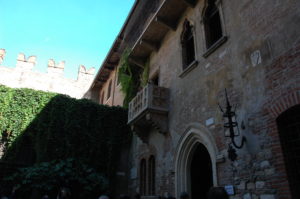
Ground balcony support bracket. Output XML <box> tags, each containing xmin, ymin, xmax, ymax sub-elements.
<box><xmin>131</xmin><ymin>112</ymin><xmax>168</xmax><ymax>143</ymax></box>
<box><xmin>146</xmin><ymin>113</ymin><xmax>168</xmax><ymax>134</ymax></box>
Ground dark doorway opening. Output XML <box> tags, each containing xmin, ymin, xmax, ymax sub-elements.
<box><xmin>276</xmin><ymin>104</ymin><xmax>300</xmax><ymax>199</ymax></box>
<box><xmin>151</xmin><ymin>74</ymin><xmax>159</xmax><ymax>86</ymax></box>
<box><xmin>190</xmin><ymin>143</ymin><xmax>213</xmax><ymax>199</ymax></box>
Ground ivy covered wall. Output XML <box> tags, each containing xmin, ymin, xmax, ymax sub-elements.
<box><xmin>0</xmin><ymin>85</ymin><xmax>131</xmax><ymax>199</ymax></box>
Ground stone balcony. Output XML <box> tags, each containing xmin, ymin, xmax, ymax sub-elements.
<box><xmin>128</xmin><ymin>84</ymin><xmax>169</xmax><ymax>143</ymax></box>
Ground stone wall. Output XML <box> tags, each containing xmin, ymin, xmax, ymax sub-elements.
<box><xmin>128</xmin><ymin>0</ymin><xmax>300</xmax><ymax>199</ymax></box>
<box><xmin>0</xmin><ymin>49</ymin><xmax>95</xmax><ymax>98</ymax></box>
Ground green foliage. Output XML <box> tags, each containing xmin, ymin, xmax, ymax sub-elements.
<box><xmin>140</xmin><ymin>59</ymin><xmax>150</xmax><ymax>87</ymax></box>
<box><xmin>5</xmin><ymin>158</ymin><xmax>108</xmax><ymax>198</ymax></box>
<box><xmin>0</xmin><ymin>85</ymin><xmax>131</xmax><ymax>198</ymax></box>
<box><xmin>0</xmin><ymin>86</ymin><xmax>56</xmax><ymax>144</ymax></box>
<box><xmin>118</xmin><ymin>49</ymin><xmax>142</xmax><ymax>108</ymax></box>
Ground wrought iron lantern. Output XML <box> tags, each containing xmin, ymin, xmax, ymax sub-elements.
<box><xmin>219</xmin><ymin>89</ymin><xmax>246</xmax><ymax>161</ymax></box>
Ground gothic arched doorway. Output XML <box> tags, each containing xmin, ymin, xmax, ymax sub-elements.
<box><xmin>175</xmin><ymin>124</ymin><xmax>218</xmax><ymax>199</ymax></box>
<box><xmin>276</xmin><ymin>104</ymin><xmax>300</xmax><ymax>199</ymax></box>
<box><xmin>189</xmin><ymin>143</ymin><xmax>213</xmax><ymax>199</ymax></box>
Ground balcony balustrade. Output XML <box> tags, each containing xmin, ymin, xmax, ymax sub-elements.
<box><xmin>128</xmin><ymin>84</ymin><xmax>169</xmax><ymax>142</ymax></box>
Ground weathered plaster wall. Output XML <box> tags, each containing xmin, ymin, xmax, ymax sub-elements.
<box><xmin>98</xmin><ymin>68</ymin><xmax>124</xmax><ymax>106</ymax></box>
<box><xmin>130</xmin><ymin>0</ymin><xmax>300</xmax><ymax>199</ymax></box>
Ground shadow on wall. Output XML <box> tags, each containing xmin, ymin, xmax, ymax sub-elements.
<box><xmin>0</xmin><ymin>86</ymin><xmax>131</xmax><ymax>199</ymax></box>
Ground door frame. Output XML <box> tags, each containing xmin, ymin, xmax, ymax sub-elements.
<box><xmin>175</xmin><ymin>123</ymin><xmax>219</xmax><ymax>198</ymax></box>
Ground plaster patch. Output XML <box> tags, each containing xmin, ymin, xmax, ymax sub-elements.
<box><xmin>205</xmin><ymin>63</ymin><xmax>211</xmax><ymax>68</ymax></box>
<box><xmin>206</xmin><ymin>118</ymin><xmax>215</xmax><ymax>126</ymax></box>
<box><xmin>219</xmin><ymin>49</ymin><xmax>227</xmax><ymax>58</ymax></box>
<box><xmin>130</xmin><ymin>167</ymin><xmax>137</xmax><ymax>179</ymax></box>
<box><xmin>250</xmin><ymin>50</ymin><xmax>262</xmax><ymax>66</ymax></box>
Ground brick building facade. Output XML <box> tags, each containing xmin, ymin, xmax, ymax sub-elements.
<box><xmin>86</xmin><ymin>0</ymin><xmax>300</xmax><ymax>198</ymax></box>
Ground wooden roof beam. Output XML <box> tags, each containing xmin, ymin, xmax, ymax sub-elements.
<box><xmin>129</xmin><ymin>57</ymin><xmax>146</xmax><ymax>68</ymax></box>
<box><xmin>155</xmin><ymin>16</ymin><xmax>177</xmax><ymax>31</ymax></box>
<box><xmin>106</xmin><ymin>61</ymin><xmax>118</xmax><ymax>66</ymax></box>
<box><xmin>97</xmin><ymin>75</ymin><xmax>109</xmax><ymax>81</ymax></box>
<box><xmin>96</xmin><ymin>79</ymin><xmax>106</xmax><ymax>83</ymax></box>
<box><xmin>183</xmin><ymin>0</ymin><xmax>196</xmax><ymax>7</ymax></box>
<box><xmin>140</xmin><ymin>39</ymin><xmax>159</xmax><ymax>52</ymax></box>
<box><xmin>112</xmin><ymin>49</ymin><xmax>121</xmax><ymax>56</ymax></box>
<box><xmin>95</xmin><ymin>80</ymin><xmax>102</xmax><ymax>84</ymax></box>
<box><xmin>104</xmin><ymin>65</ymin><xmax>114</xmax><ymax>71</ymax></box>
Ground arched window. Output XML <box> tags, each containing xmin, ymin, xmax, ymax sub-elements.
<box><xmin>181</xmin><ymin>20</ymin><xmax>195</xmax><ymax>70</ymax></box>
<box><xmin>148</xmin><ymin>155</ymin><xmax>155</xmax><ymax>195</ymax></box>
<box><xmin>140</xmin><ymin>159</ymin><xmax>147</xmax><ymax>195</ymax></box>
<box><xmin>203</xmin><ymin>0</ymin><xmax>223</xmax><ymax>49</ymax></box>
<box><xmin>107</xmin><ymin>80</ymin><xmax>112</xmax><ymax>100</ymax></box>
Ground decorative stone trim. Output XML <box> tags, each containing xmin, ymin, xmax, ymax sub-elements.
<box><xmin>216</xmin><ymin>154</ymin><xmax>225</xmax><ymax>163</ymax></box>
<box><xmin>179</xmin><ymin>60</ymin><xmax>198</xmax><ymax>78</ymax></box>
<box><xmin>203</xmin><ymin>36</ymin><xmax>228</xmax><ymax>58</ymax></box>
<box><xmin>175</xmin><ymin>123</ymin><xmax>219</xmax><ymax>198</ymax></box>
<box><xmin>268</xmin><ymin>91</ymin><xmax>300</xmax><ymax>118</ymax></box>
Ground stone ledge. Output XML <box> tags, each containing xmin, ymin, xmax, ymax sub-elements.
<box><xmin>203</xmin><ymin>36</ymin><xmax>228</xmax><ymax>58</ymax></box>
<box><xmin>179</xmin><ymin>60</ymin><xmax>198</xmax><ymax>78</ymax></box>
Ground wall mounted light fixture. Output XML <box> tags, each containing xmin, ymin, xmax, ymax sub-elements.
<box><xmin>219</xmin><ymin>89</ymin><xmax>246</xmax><ymax>161</ymax></box>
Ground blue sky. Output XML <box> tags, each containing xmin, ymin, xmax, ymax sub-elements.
<box><xmin>0</xmin><ymin>0</ymin><xmax>135</xmax><ymax>79</ymax></box>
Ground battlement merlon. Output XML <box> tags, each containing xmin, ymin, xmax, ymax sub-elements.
<box><xmin>47</xmin><ymin>59</ymin><xmax>65</xmax><ymax>77</ymax></box>
<box><xmin>77</xmin><ymin>65</ymin><xmax>95</xmax><ymax>82</ymax></box>
<box><xmin>0</xmin><ymin>49</ymin><xmax>6</xmax><ymax>65</ymax></box>
<box><xmin>0</xmin><ymin>49</ymin><xmax>95</xmax><ymax>82</ymax></box>
<box><xmin>16</xmin><ymin>53</ymin><xmax>37</xmax><ymax>70</ymax></box>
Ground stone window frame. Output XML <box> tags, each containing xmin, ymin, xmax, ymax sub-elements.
<box><xmin>200</xmin><ymin>0</ymin><xmax>228</xmax><ymax>58</ymax></box>
<box><xmin>179</xmin><ymin>19</ymin><xmax>199</xmax><ymax>78</ymax></box>
<box><xmin>138</xmin><ymin>154</ymin><xmax>156</xmax><ymax>196</ymax></box>
<box><xmin>175</xmin><ymin>123</ymin><xmax>222</xmax><ymax>198</ymax></box>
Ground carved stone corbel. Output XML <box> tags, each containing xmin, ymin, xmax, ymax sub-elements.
<box><xmin>145</xmin><ymin>112</ymin><xmax>168</xmax><ymax>134</ymax></box>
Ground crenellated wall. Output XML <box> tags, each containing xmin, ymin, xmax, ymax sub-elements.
<box><xmin>0</xmin><ymin>49</ymin><xmax>95</xmax><ymax>99</ymax></box>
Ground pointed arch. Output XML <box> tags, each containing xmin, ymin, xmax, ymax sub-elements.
<box><xmin>175</xmin><ymin>123</ymin><xmax>219</xmax><ymax>198</ymax></box>
<box><xmin>203</xmin><ymin>0</ymin><xmax>223</xmax><ymax>49</ymax></box>
<box><xmin>181</xmin><ymin>19</ymin><xmax>196</xmax><ymax>70</ymax></box>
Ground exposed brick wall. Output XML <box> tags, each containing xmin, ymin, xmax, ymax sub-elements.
<box><xmin>210</xmin><ymin>42</ymin><xmax>300</xmax><ymax>199</ymax></box>
<box><xmin>263</xmin><ymin>42</ymin><xmax>300</xmax><ymax>199</ymax></box>
<box><xmin>245</xmin><ymin>42</ymin><xmax>300</xmax><ymax>199</ymax></box>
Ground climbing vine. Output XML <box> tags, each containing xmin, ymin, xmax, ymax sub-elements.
<box><xmin>140</xmin><ymin>59</ymin><xmax>150</xmax><ymax>87</ymax></box>
<box><xmin>0</xmin><ymin>86</ymin><xmax>56</xmax><ymax>145</ymax></box>
<box><xmin>0</xmin><ymin>85</ymin><xmax>131</xmax><ymax>198</ymax></box>
<box><xmin>117</xmin><ymin>49</ymin><xmax>143</xmax><ymax>108</ymax></box>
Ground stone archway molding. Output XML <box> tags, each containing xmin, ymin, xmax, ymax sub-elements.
<box><xmin>268</xmin><ymin>91</ymin><xmax>300</xmax><ymax>119</ymax></box>
<box><xmin>174</xmin><ymin>122</ymin><xmax>222</xmax><ymax>198</ymax></box>
<box><xmin>263</xmin><ymin>90</ymin><xmax>300</xmax><ymax>199</ymax></box>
